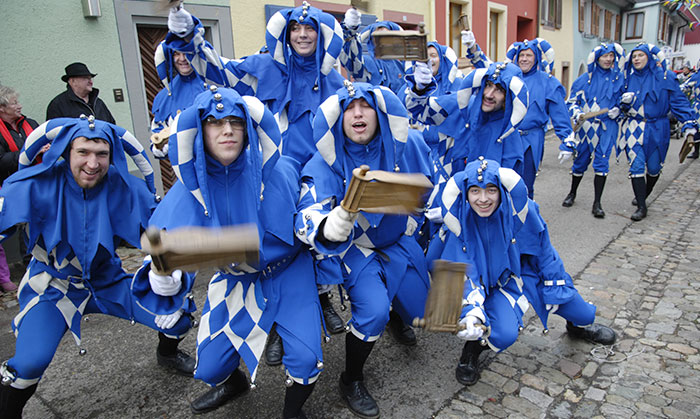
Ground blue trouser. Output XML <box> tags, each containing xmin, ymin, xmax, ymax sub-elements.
<box><xmin>7</xmin><ymin>283</ymin><xmax>191</xmax><ymax>389</ymax></box>
<box><xmin>552</xmin><ymin>293</ymin><xmax>596</xmax><ymax>327</ymax></box>
<box><xmin>572</xmin><ymin>134</ymin><xmax>615</xmax><ymax>175</ymax></box>
<box><xmin>345</xmin><ymin>256</ymin><xmax>427</xmax><ymax>341</ymax></box>
<box><xmin>629</xmin><ymin>143</ymin><xmax>663</xmax><ymax>176</ymax></box>
<box><xmin>522</xmin><ymin>147</ymin><xmax>537</xmax><ymax>199</ymax></box>
<box><xmin>483</xmin><ymin>291</ymin><xmax>521</xmax><ymax>352</ymax></box>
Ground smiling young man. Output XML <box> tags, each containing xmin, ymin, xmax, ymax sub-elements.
<box><xmin>564</xmin><ymin>43</ymin><xmax>626</xmax><ymax>218</ymax></box>
<box><xmin>133</xmin><ymin>87</ymin><xmax>323</xmax><ymax>417</ymax></box>
<box><xmin>296</xmin><ymin>82</ymin><xmax>431</xmax><ymax>418</ymax></box>
<box><xmin>461</xmin><ymin>34</ymin><xmax>576</xmax><ymax>198</ymax></box>
<box><xmin>431</xmin><ymin>158</ymin><xmax>615</xmax><ymax>388</ymax></box>
<box><xmin>166</xmin><ymin>2</ymin><xmax>349</xmax><ymax>352</ymax></box>
<box><xmin>46</xmin><ymin>63</ymin><xmax>115</xmax><ymax>124</ymax></box>
<box><xmin>0</xmin><ymin>116</ymin><xmax>192</xmax><ymax>418</ymax></box>
<box><xmin>618</xmin><ymin>44</ymin><xmax>698</xmax><ymax>221</ymax></box>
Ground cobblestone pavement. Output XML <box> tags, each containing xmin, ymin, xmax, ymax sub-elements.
<box><xmin>434</xmin><ymin>160</ymin><xmax>700</xmax><ymax>418</ymax></box>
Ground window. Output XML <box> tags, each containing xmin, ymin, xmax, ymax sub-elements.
<box><xmin>449</xmin><ymin>2</ymin><xmax>468</xmax><ymax>56</ymax></box>
<box><xmin>626</xmin><ymin>12</ymin><xmax>644</xmax><ymax>39</ymax></box>
<box><xmin>604</xmin><ymin>10</ymin><xmax>612</xmax><ymax>40</ymax></box>
<box><xmin>658</xmin><ymin>10</ymin><xmax>668</xmax><ymax>43</ymax></box>
<box><xmin>541</xmin><ymin>0</ymin><xmax>562</xmax><ymax>29</ymax></box>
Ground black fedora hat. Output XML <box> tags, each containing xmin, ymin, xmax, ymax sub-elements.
<box><xmin>61</xmin><ymin>62</ymin><xmax>97</xmax><ymax>82</ymax></box>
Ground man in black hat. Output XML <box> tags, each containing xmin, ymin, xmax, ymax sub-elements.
<box><xmin>46</xmin><ymin>62</ymin><xmax>115</xmax><ymax>123</ymax></box>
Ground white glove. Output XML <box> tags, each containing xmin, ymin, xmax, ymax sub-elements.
<box><xmin>149</xmin><ymin>269</ymin><xmax>183</xmax><ymax>297</ymax></box>
<box><xmin>461</xmin><ymin>30</ymin><xmax>476</xmax><ymax>48</ymax></box>
<box><xmin>404</xmin><ymin>217</ymin><xmax>418</xmax><ymax>236</ymax></box>
<box><xmin>685</xmin><ymin>128</ymin><xmax>698</xmax><ymax>138</ymax></box>
<box><xmin>155</xmin><ymin>309</ymin><xmax>183</xmax><ymax>329</ymax></box>
<box><xmin>456</xmin><ymin>316</ymin><xmax>484</xmax><ymax>341</ymax></box>
<box><xmin>168</xmin><ymin>7</ymin><xmax>194</xmax><ymax>37</ymax></box>
<box><xmin>344</xmin><ymin>8</ymin><xmax>361</xmax><ymax>29</ymax></box>
<box><xmin>151</xmin><ymin>143</ymin><xmax>169</xmax><ymax>159</ymax></box>
<box><xmin>414</xmin><ymin>61</ymin><xmax>433</xmax><ymax>90</ymax></box>
<box><xmin>558</xmin><ymin>150</ymin><xmax>573</xmax><ymax>164</ymax></box>
<box><xmin>323</xmin><ymin>206</ymin><xmax>358</xmax><ymax>242</ymax></box>
<box><xmin>621</xmin><ymin>92</ymin><xmax>635</xmax><ymax>105</ymax></box>
<box><xmin>607</xmin><ymin>107</ymin><xmax>620</xmax><ymax>119</ymax></box>
<box><xmin>425</xmin><ymin>207</ymin><xmax>443</xmax><ymax>223</ymax></box>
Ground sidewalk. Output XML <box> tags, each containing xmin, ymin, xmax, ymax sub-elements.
<box><xmin>435</xmin><ymin>159</ymin><xmax>700</xmax><ymax>418</ymax></box>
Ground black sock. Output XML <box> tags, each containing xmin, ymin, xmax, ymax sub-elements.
<box><xmin>344</xmin><ymin>333</ymin><xmax>375</xmax><ymax>383</ymax></box>
<box><xmin>0</xmin><ymin>383</ymin><xmax>37</xmax><ymax>419</ymax></box>
<box><xmin>318</xmin><ymin>291</ymin><xmax>331</xmax><ymax>309</ymax></box>
<box><xmin>282</xmin><ymin>382</ymin><xmax>316</xmax><ymax>418</ymax></box>
<box><xmin>157</xmin><ymin>332</ymin><xmax>181</xmax><ymax>357</ymax></box>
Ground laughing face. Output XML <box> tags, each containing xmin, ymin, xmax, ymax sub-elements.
<box><xmin>342</xmin><ymin>98</ymin><xmax>378</xmax><ymax>145</ymax></box>
<box><xmin>467</xmin><ymin>183</ymin><xmax>501</xmax><ymax>218</ymax></box>
<box><xmin>69</xmin><ymin>136</ymin><xmax>111</xmax><ymax>189</ymax></box>
<box><xmin>481</xmin><ymin>81</ymin><xmax>506</xmax><ymax>113</ymax></box>
<box><xmin>289</xmin><ymin>21</ymin><xmax>318</xmax><ymax>57</ymax></box>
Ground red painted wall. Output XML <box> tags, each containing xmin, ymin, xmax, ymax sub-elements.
<box><xmin>436</xmin><ymin>0</ymin><xmax>537</xmax><ymax>49</ymax></box>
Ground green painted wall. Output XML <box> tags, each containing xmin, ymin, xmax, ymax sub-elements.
<box><xmin>2</xmin><ymin>0</ymin><xmax>133</xmax><ymax>129</ymax></box>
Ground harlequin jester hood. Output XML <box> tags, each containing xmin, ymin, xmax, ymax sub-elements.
<box><xmin>440</xmin><ymin>158</ymin><xmax>529</xmax><ymax>290</ymax></box>
<box><xmin>624</xmin><ymin>43</ymin><xmax>668</xmax><ymax>103</ymax></box>
<box><xmin>581</xmin><ymin>42</ymin><xmax>626</xmax><ymax>104</ymax></box>
<box><xmin>505</xmin><ymin>38</ymin><xmax>555</xmax><ymax>75</ymax></box>
<box><xmin>457</xmin><ymin>62</ymin><xmax>529</xmax><ymax>145</ymax></box>
<box><xmin>162</xmin><ymin>86</ymin><xmax>282</xmax><ymax>228</ymax></box>
<box><xmin>0</xmin><ymin>116</ymin><xmax>157</xmax><ymax>268</ymax></box>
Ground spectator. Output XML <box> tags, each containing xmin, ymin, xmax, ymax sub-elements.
<box><xmin>46</xmin><ymin>63</ymin><xmax>115</xmax><ymax>123</ymax></box>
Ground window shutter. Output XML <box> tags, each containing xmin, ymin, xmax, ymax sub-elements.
<box><xmin>556</xmin><ymin>0</ymin><xmax>562</xmax><ymax>29</ymax></box>
<box><xmin>578</xmin><ymin>0</ymin><xmax>585</xmax><ymax>32</ymax></box>
<box><xmin>615</xmin><ymin>14</ymin><xmax>622</xmax><ymax>41</ymax></box>
<box><xmin>604</xmin><ymin>10</ymin><xmax>611</xmax><ymax>39</ymax></box>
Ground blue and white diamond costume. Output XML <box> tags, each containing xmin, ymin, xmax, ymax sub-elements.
<box><xmin>132</xmin><ymin>87</ymin><xmax>322</xmax><ymax>387</ymax></box>
<box><xmin>151</xmin><ymin>40</ymin><xmax>206</xmax><ymax>142</ymax></box>
<box><xmin>618</xmin><ymin>43</ymin><xmax>697</xmax><ymax>176</ymax></box>
<box><xmin>164</xmin><ymin>3</ymin><xmax>344</xmax><ymax>166</ymax></box>
<box><xmin>429</xmin><ymin>159</ymin><xmax>529</xmax><ymax>352</ymax></box>
<box><xmin>567</xmin><ymin>43</ymin><xmax>625</xmax><ymax>176</ymax></box>
<box><xmin>405</xmin><ymin>62</ymin><xmax>529</xmax><ymax>209</ymax></box>
<box><xmin>0</xmin><ymin>117</ymin><xmax>180</xmax><ymax>391</ymax></box>
<box><xmin>516</xmin><ymin>200</ymin><xmax>596</xmax><ymax>330</ymax></box>
<box><xmin>339</xmin><ymin>21</ymin><xmax>407</xmax><ymax>95</ymax></box>
<box><xmin>296</xmin><ymin>82</ymin><xmax>431</xmax><ymax>341</ymax></box>
<box><xmin>466</xmin><ymin>39</ymin><xmax>575</xmax><ymax>198</ymax></box>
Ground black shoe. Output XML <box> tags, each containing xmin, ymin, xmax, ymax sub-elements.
<box><xmin>265</xmin><ymin>327</ymin><xmax>283</xmax><ymax>366</ymax></box>
<box><xmin>630</xmin><ymin>207</ymin><xmax>647</xmax><ymax>221</ymax></box>
<box><xmin>190</xmin><ymin>369</ymin><xmax>249</xmax><ymax>414</ymax></box>
<box><xmin>339</xmin><ymin>376</ymin><xmax>379</xmax><ymax>419</ymax></box>
<box><xmin>562</xmin><ymin>193</ymin><xmax>576</xmax><ymax>207</ymax></box>
<box><xmin>322</xmin><ymin>304</ymin><xmax>346</xmax><ymax>334</ymax></box>
<box><xmin>566</xmin><ymin>321</ymin><xmax>617</xmax><ymax>345</ymax></box>
<box><xmin>455</xmin><ymin>341</ymin><xmax>484</xmax><ymax>386</ymax></box>
<box><xmin>386</xmin><ymin>311</ymin><xmax>416</xmax><ymax>346</ymax></box>
<box><xmin>157</xmin><ymin>349</ymin><xmax>195</xmax><ymax>376</ymax></box>
<box><xmin>592</xmin><ymin>202</ymin><xmax>605</xmax><ymax>218</ymax></box>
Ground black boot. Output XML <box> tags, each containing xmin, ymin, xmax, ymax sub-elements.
<box><xmin>190</xmin><ymin>368</ymin><xmax>249</xmax><ymax>414</ymax></box>
<box><xmin>562</xmin><ymin>174</ymin><xmax>583</xmax><ymax>207</ymax></box>
<box><xmin>157</xmin><ymin>332</ymin><xmax>195</xmax><ymax>376</ymax></box>
<box><xmin>265</xmin><ymin>324</ymin><xmax>283</xmax><ymax>366</ymax></box>
<box><xmin>386</xmin><ymin>310</ymin><xmax>417</xmax><ymax>346</ymax></box>
<box><xmin>282</xmin><ymin>382</ymin><xmax>315</xmax><ymax>419</ymax></box>
<box><xmin>630</xmin><ymin>177</ymin><xmax>647</xmax><ymax>221</ymax></box>
<box><xmin>566</xmin><ymin>321</ymin><xmax>617</xmax><ymax>345</ymax></box>
<box><xmin>645</xmin><ymin>173</ymin><xmax>659</xmax><ymax>201</ymax></box>
<box><xmin>0</xmin><ymin>383</ymin><xmax>37</xmax><ymax>419</ymax></box>
<box><xmin>455</xmin><ymin>340</ymin><xmax>487</xmax><ymax>386</ymax></box>
<box><xmin>319</xmin><ymin>291</ymin><xmax>345</xmax><ymax>334</ymax></box>
<box><xmin>689</xmin><ymin>143</ymin><xmax>700</xmax><ymax>159</ymax></box>
<box><xmin>591</xmin><ymin>175</ymin><xmax>606</xmax><ymax>218</ymax></box>
<box><xmin>340</xmin><ymin>334</ymin><xmax>378</xmax><ymax>418</ymax></box>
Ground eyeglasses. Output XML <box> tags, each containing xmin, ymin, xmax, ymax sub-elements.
<box><xmin>204</xmin><ymin>116</ymin><xmax>245</xmax><ymax>130</ymax></box>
